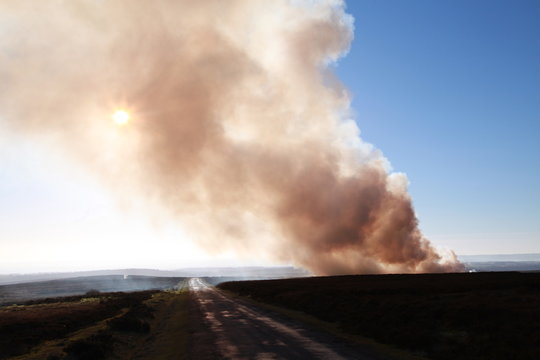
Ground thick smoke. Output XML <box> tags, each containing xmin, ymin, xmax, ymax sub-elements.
<box><xmin>0</xmin><ymin>0</ymin><xmax>463</xmax><ymax>274</ymax></box>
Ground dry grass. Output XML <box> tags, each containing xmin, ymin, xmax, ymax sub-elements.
<box><xmin>1</xmin><ymin>290</ymin><xmax>163</xmax><ymax>360</ymax></box>
<box><xmin>126</xmin><ymin>289</ymin><xmax>190</xmax><ymax>360</ymax></box>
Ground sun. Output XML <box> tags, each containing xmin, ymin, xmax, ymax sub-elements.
<box><xmin>112</xmin><ymin>109</ymin><xmax>130</xmax><ymax>125</ymax></box>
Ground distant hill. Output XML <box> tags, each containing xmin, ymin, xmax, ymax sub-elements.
<box><xmin>459</xmin><ymin>253</ymin><xmax>540</xmax><ymax>262</ymax></box>
<box><xmin>458</xmin><ymin>253</ymin><xmax>540</xmax><ymax>272</ymax></box>
<box><xmin>0</xmin><ymin>275</ymin><xmax>185</xmax><ymax>305</ymax></box>
<box><xmin>0</xmin><ymin>266</ymin><xmax>310</xmax><ymax>286</ymax></box>
<box><xmin>0</xmin><ymin>267</ymin><xmax>311</xmax><ymax>305</ymax></box>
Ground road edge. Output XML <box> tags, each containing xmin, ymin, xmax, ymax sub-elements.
<box><xmin>218</xmin><ymin>288</ymin><xmax>429</xmax><ymax>360</ymax></box>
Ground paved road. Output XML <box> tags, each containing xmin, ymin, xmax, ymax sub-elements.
<box><xmin>188</xmin><ymin>278</ymin><xmax>380</xmax><ymax>360</ymax></box>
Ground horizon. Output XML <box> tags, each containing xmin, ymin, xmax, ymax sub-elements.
<box><xmin>3</xmin><ymin>252</ymin><xmax>540</xmax><ymax>276</ymax></box>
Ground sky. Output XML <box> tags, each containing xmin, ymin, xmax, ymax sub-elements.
<box><xmin>0</xmin><ymin>0</ymin><xmax>539</xmax><ymax>273</ymax></box>
<box><xmin>336</xmin><ymin>0</ymin><xmax>540</xmax><ymax>255</ymax></box>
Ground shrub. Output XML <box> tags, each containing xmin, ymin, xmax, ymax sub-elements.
<box><xmin>64</xmin><ymin>331</ymin><xmax>113</xmax><ymax>360</ymax></box>
<box><xmin>84</xmin><ymin>290</ymin><xmax>101</xmax><ymax>297</ymax></box>
<box><xmin>108</xmin><ymin>314</ymin><xmax>150</xmax><ymax>333</ymax></box>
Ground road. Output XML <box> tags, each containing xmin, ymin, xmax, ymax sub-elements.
<box><xmin>188</xmin><ymin>278</ymin><xmax>381</xmax><ymax>360</ymax></box>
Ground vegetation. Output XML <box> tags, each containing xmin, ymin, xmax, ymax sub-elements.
<box><xmin>63</xmin><ymin>330</ymin><xmax>115</xmax><ymax>360</ymax></box>
<box><xmin>0</xmin><ymin>275</ymin><xmax>185</xmax><ymax>305</ymax></box>
<box><xmin>0</xmin><ymin>290</ymin><xmax>157</xmax><ymax>359</ymax></box>
<box><xmin>131</xmin><ymin>288</ymin><xmax>190</xmax><ymax>360</ymax></box>
<box><xmin>219</xmin><ymin>272</ymin><xmax>540</xmax><ymax>360</ymax></box>
<box><xmin>0</xmin><ymin>279</ymin><xmax>190</xmax><ymax>359</ymax></box>
<box><xmin>107</xmin><ymin>302</ymin><xmax>153</xmax><ymax>333</ymax></box>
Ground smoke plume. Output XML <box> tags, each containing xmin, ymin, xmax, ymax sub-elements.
<box><xmin>0</xmin><ymin>0</ymin><xmax>463</xmax><ymax>274</ymax></box>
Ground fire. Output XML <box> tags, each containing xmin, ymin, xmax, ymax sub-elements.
<box><xmin>112</xmin><ymin>109</ymin><xmax>130</xmax><ymax>125</ymax></box>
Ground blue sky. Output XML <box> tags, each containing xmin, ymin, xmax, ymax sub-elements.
<box><xmin>336</xmin><ymin>0</ymin><xmax>540</xmax><ymax>254</ymax></box>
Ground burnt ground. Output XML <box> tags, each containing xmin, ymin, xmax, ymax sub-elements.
<box><xmin>219</xmin><ymin>272</ymin><xmax>540</xmax><ymax>360</ymax></box>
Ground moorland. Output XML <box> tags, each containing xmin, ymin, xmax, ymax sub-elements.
<box><xmin>0</xmin><ymin>278</ymin><xmax>190</xmax><ymax>360</ymax></box>
<box><xmin>3</xmin><ymin>271</ymin><xmax>539</xmax><ymax>360</ymax></box>
<box><xmin>219</xmin><ymin>272</ymin><xmax>540</xmax><ymax>360</ymax></box>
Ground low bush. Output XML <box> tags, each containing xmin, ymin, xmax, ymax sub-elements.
<box><xmin>108</xmin><ymin>314</ymin><xmax>150</xmax><ymax>333</ymax></box>
<box><xmin>64</xmin><ymin>331</ymin><xmax>113</xmax><ymax>360</ymax></box>
<box><xmin>84</xmin><ymin>289</ymin><xmax>101</xmax><ymax>297</ymax></box>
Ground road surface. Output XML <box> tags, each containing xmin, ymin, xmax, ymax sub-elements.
<box><xmin>188</xmin><ymin>278</ymin><xmax>381</xmax><ymax>360</ymax></box>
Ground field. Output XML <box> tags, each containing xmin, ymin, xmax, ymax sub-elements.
<box><xmin>0</xmin><ymin>278</ymin><xmax>190</xmax><ymax>360</ymax></box>
<box><xmin>4</xmin><ymin>272</ymin><xmax>540</xmax><ymax>359</ymax></box>
<box><xmin>0</xmin><ymin>275</ymin><xmax>185</xmax><ymax>305</ymax></box>
<box><xmin>219</xmin><ymin>272</ymin><xmax>540</xmax><ymax>360</ymax></box>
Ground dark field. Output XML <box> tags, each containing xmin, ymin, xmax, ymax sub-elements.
<box><xmin>0</xmin><ymin>290</ymin><xmax>158</xmax><ymax>359</ymax></box>
<box><xmin>0</xmin><ymin>276</ymin><xmax>190</xmax><ymax>359</ymax></box>
<box><xmin>219</xmin><ymin>272</ymin><xmax>540</xmax><ymax>360</ymax></box>
<box><xmin>0</xmin><ymin>275</ymin><xmax>185</xmax><ymax>305</ymax></box>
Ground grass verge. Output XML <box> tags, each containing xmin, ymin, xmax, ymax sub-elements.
<box><xmin>123</xmin><ymin>288</ymin><xmax>190</xmax><ymax>360</ymax></box>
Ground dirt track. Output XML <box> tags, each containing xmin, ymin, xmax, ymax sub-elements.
<box><xmin>188</xmin><ymin>278</ymin><xmax>379</xmax><ymax>360</ymax></box>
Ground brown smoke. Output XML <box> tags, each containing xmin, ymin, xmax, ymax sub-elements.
<box><xmin>0</xmin><ymin>0</ymin><xmax>463</xmax><ymax>274</ymax></box>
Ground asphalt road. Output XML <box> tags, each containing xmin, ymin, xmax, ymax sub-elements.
<box><xmin>188</xmin><ymin>278</ymin><xmax>381</xmax><ymax>360</ymax></box>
